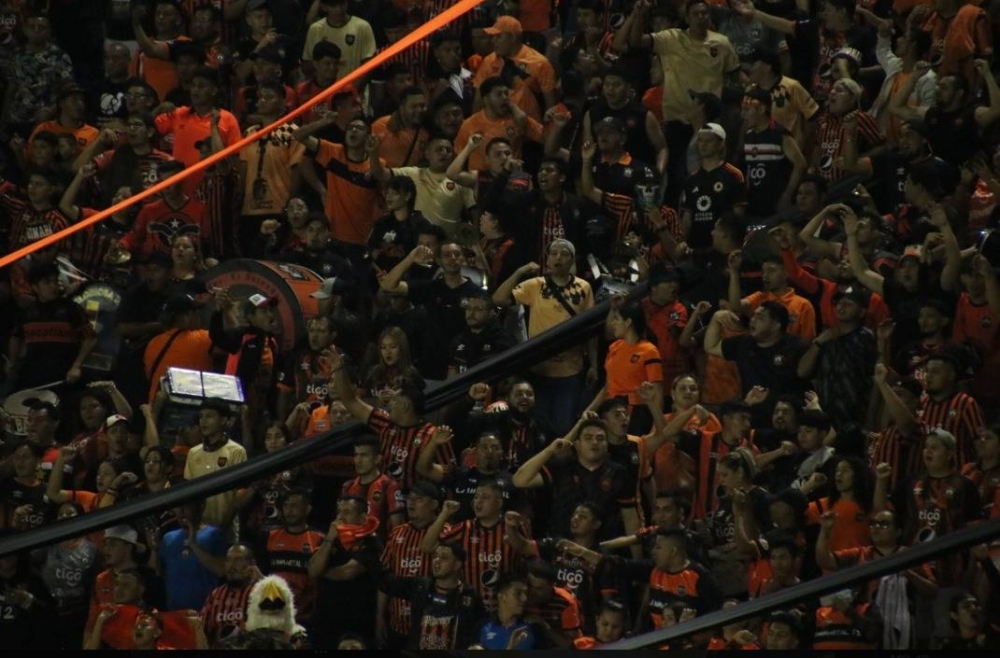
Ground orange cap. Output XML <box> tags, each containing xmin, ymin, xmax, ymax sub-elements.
<box><xmin>483</xmin><ymin>15</ymin><xmax>523</xmax><ymax>35</ymax></box>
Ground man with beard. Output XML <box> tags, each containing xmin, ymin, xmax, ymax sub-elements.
<box><xmin>276</xmin><ymin>214</ymin><xmax>356</xmax><ymax>284</ymax></box>
<box><xmin>377</xmin><ymin>542</ymin><xmax>485</xmax><ymax>650</ymax></box>
<box><xmin>452</xmin><ymin>380</ymin><xmax>554</xmax><ymax>473</ymax></box>
<box><xmin>729</xmin><ymin>250</ymin><xmax>817</xmax><ymax>341</ymax></box>
<box><xmin>377</xmin><ymin>482</ymin><xmax>444</xmax><ymax>650</ymax></box>
<box><xmin>895</xmin><ymin>298</ymin><xmax>953</xmax><ymax>382</ymax></box>
<box><xmin>372</xmin><ymin>86</ymin><xmax>430</xmax><ymax>169</ymax></box>
<box><xmin>447</xmin><ymin>289</ymin><xmax>516</xmax><ymax>377</ymax></box>
<box><xmin>276</xmin><ymin>315</ymin><xmax>341</xmax><ymax>421</ymax></box>
<box><xmin>890</xmin><ymin>59</ymin><xmax>1000</xmax><ymax>167</ymax></box>
<box><xmin>200</xmin><ymin>544</ymin><xmax>260</xmax><ymax>646</ymax></box>
<box><xmin>417</xmin><ymin>427</ymin><xmax>514</xmax><ymax>521</ymax></box>
<box><xmin>680</xmin><ymin>124</ymin><xmax>747</xmax><ymax>252</ymax></box>
<box><xmin>809</xmin><ymin>78</ymin><xmax>885</xmax><ymax>184</ymax></box>
<box><xmin>83</xmin><ymin>526</ymin><xmax>145</xmax><ymax>645</ymax></box>
<box><xmin>919</xmin><ymin>353</ymin><xmax>986</xmax><ymax>468</ymax></box>
<box><xmin>456</xmin><ymin>77</ymin><xmax>544</xmax><ymax>174</ymax></box>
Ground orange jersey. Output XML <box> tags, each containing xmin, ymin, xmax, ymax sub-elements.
<box><xmin>129</xmin><ymin>36</ymin><xmax>193</xmax><ymax>101</ymax></box>
<box><xmin>371</xmin><ymin>115</ymin><xmax>430</xmax><ymax>168</ymax></box>
<box><xmin>313</xmin><ymin>139</ymin><xmax>384</xmax><ymax>245</ymax></box>
<box><xmin>473</xmin><ymin>45</ymin><xmax>557</xmax><ymax>122</ymax></box>
<box><xmin>454</xmin><ymin>109</ymin><xmax>545</xmax><ymax>173</ymax></box>
<box><xmin>641</xmin><ymin>298</ymin><xmax>690</xmax><ymax>386</ymax></box>
<box><xmin>806</xmin><ymin>497</ymin><xmax>871</xmax><ymax>554</ymax></box>
<box><xmin>604</xmin><ymin>339</ymin><xmax>663</xmax><ymax>406</ymax></box>
<box><xmin>264</xmin><ymin>527</ymin><xmax>325</xmax><ymax>622</ymax></box>
<box><xmin>743</xmin><ymin>287</ymin><xmax>817</xmax><ymax>341</ymax></box>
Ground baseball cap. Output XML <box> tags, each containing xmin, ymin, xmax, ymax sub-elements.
<box><xmin>798</xmin><ymin>409</ymin><xmax>832</xmax><ymax>431</ymax></box>
<box><xmin>105</xmin><ymin>414</ymin><xmax>129</xmax><ymax>428</ymax></box>
<box><xmin>57</xmin><ymin>81</ymin><xmax>86</xmax><ymax>102</ymax></box>
<box><xmin>548</xmin><ymin>238</ymin><xmax>576</xmax><ymax>257</ymax></box>
<box><xmin>649</xmin><ymin>267</ymin><xmax>681</xmax><ymax>286</ymax></box>
<box><xmin>483</xmin><ymin>15</ymin><xmax>523</xmax><ymax>35</ymax></box>
<box><xmin>105</xmin><ymin>525</ymin><xmax>141</xmax><ymax>545</ymax></box>
<box><xmin>744</xmin><ymin>87</ymin><xmax>772</xmax><ymax>108</ymax></box>
<box><xmin>247</xmin><ymin>0</ymin><xmax>272</xmax><ymax>11</ymax></box>
<box><xmin>832</xmin><ymin>47</ymin><xmax>862</xmax><ymax>67</ymax></box>
<box><xmin>832</xmin><ymin>285</ymin><xmax>870</xmax><ymax>307</ymax></box>
<box><xmin>688</xmin><ymin>89</ymin><xmax>722</xmax><ymax>119</ymax></box>
<box><xmin>899</xmin><ymin>245</ymin><xmax>923</xmax><ymax>264</ymax></box>
<box><xmin>243</xmin><ymin>293</ymin><xmax>278</xmax><ymax>315</ymax></box>
<box><xmin>699</xmin><ymin>122</ymin><xmax>727</xmax><ymax>142</ymax></box>
<box><xmin>594</xmin><ymin>116</ymin><xmax>627</xmax><ymax>135</ymax></box>
<box><xmin>160</xmin><ymin>294</ymin><xmax>198</xmax><ymax>320</ymax></box>
<box><xmin>310</xmin><ymin>277</ymin><xmax>352</xmax><ymax>300</ymax></box>
<box><xmin>408</xmin><ymin>481</ymin><xmax>443</xmax><ymax>502</ymax></box>
<box><xmin>144</xmin><ymin>251</ymin><xmax>174</xmax><ymax>269</ymax></box>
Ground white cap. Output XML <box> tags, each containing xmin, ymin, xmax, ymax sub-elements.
<box><xmin>699</xmin><ymin>122</ymin><xmax>727</xmax><ymax>142</ymax></box>
<box><xmin>105</xmin><ymin>414</ymin><xmax>129</xmax><ymax>428</ymax></box>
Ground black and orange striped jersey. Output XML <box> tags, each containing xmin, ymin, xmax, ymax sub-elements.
<box><xmin>867</xmin><ymin>422</ymin><xmax>929</xmax><ymax>490</ymax></box>
<box><xmin>609</xmin><ymin>557</ymin><xmax>724</xmax><ymax>629</ymax></box>
<box><xmin>535</xmin><ymin>538</ymin><xmax>618</xmax><ymax>636</ymax></box>
<box><xmin>919</xmin><ymin>392</ymin><xmax>985</xmax><ymax>467</ymax></box>
<box><xmin>382</xmin><ymin>522</ymin><xmax>442</xmax><ymax>635</ymax></box>
<box><xmin>962</xmin><ymin>461</ymin><xmax>1000</xmax><ymax>519</ymax></box>
<box><xmin>342</xmin><ymin>473</ymin><xmax>404</xmax><ymax>540</ymax></box>
<box><xmin>607</xmin><ymin>435</ymin><xmax>653</xmax><ymax>524</ymax></box>
<box><xmin>440</xmin><ymin>518</ymin><xmax>525</xmax><ymax>613</ymax></box>
<box><xmin>200</xmin><ymin>580</ymin><xmax>255</xmax><ymax>646</ymax></box>
<box><xmin>366</xmin><ymin>408</ymin><xmax>455</xmax><ymax>491</ymax></box>
<box><xmin>906</xmin><ymin>472</ymin><xmax>983</xmax><ymax>542</ymax></box>
<box><xmin>263</xmin><ymin>527</ymin><xmax>325</xmax><ymax>622</ymax></box>
<box><xmin>525</xmin><ymin>585</ymin><xmax>583</xmax><ymax>638</ymax></box>
<box><xmin>378</xmin><ymin>575</ymin><xmax>485</xmax><ymax>650</ymax></box>
<box><xmin>813</xmin><ymin>604</ymin><xmax>878</xmax><ymax>650</ymax></box>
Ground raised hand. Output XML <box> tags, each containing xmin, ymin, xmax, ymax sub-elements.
<box><xmin>875</xmin><ymin>462</ymin><xmax>892</xmax><ymax>480</ymax></box>
<box><xmin>430</xmin><ymin>425</ymin><xmax>454</xmax><ymax>445</ymax></box>
<box><xmin>820</xmin><ymin>510</ymin><xmax>837</xmax><ymax>531</ymax></box>
<box><xmin>442</xmin><ymin>500</ymin><xmax>461</xmax><ymax>517</ymax></box>
<box><xmin>469</xmin><ymin>382</ymin><xmax>490</xmax><ymax>401</ymax></box>
<box><xmin>581</xmin><ymin>140</ymin><xmax>597</xmax><ymax>161</ymax></box>
<box><xmin>873</xmin><ymin>363</ymin><xmax>888</xmax><ymax>386</ymax></box>
<box><xmin>727</xmin><ymin>249</ymin><xmax>743</xmax><ymax>273</ymax></box>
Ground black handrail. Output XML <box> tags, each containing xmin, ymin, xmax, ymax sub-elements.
<box><xmin>604</xmin><ymin>516</ymin><xmax>1000</xmax><ymax>649</ymax></box>
<box><xmin>0</xmin><ymin>283</ymin><xmax>617</xmax><ymax>556</ymax></box>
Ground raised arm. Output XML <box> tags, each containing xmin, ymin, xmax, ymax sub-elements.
<box><xmin>797</xmin><ymin>205</ymin><xmax>842</xmax><ymax>261</ymax></box>
<box><xmin>419</xmin><ymin>500</ymin><xmax>461</xmax><ymax>554</ymax></box>
<box><xmin>292</xmin><ymin>113</ymin><xmax>337</xmax><ymax>152</ymax></box>
<box><xmin>579</xmin><ymin>140</ymin><xmax>604</xmax><ymax>205</ymax></box>
<box><xmin>815</xmin><ymin>512</ymin><xmax>839</xmax><ymax>571</ymax></box>
<box><xmin>512</xmin><ymin>438</ymin><xmax>571</xmax><ymax>488</ymax></box>
<box><xmin>974</xmin><ymin>254</ymin><xmax>1000</xmax><ymax>316</ymax></box>
<box><xmin>930</xmin><ymin>204</ymin><xmax>961</xmax><ymax>291</ymax></box>
<box><xmin>888</xmin><ymin>61</ymin><xmax>931</xmax><ymax>124</ymax></box>
<box><xmin>379</xmin><ymin>244</ymin><xmax>431</xmax><ymax>295</ymax></box>
<box><xmin>704</xmin><ymin>310</ymin><xmax>740</xmax><ymax>358</ymax></box>
<box><xmin>445</xmin><ymin>134</ymin><xmax>482</xmax><ymax>188</ymax></box>
<box><xmin>132</xmin><ymin>8</ymin><xmax>171</xmax><ymax>60</ymax></box>
<box><xmin>731</xmin><ymin>0</ymin><xmax>796</xmax><ymax>34</ymax></box>
<box><xmin>326</xmin><ymin>350</ymin><xmax>372</xmax><ymax>424</ymax></box>
<box><xmin>974</xmin><ymin>59</ymin><xmax>1000</xmax><ymax>129</ymax></box>
<box><xmin>621</xmin><ymin>0</ymin><xmax>654</xmax><ymax>52</ymax></box>
<box><xmin>842</xmin><ymin>207</ymin><xmax>885</xmax><ymax>295</ymax></box>
<box><xmin>873</xmin><ymin>364</ymin><xmax>917</xmax><ymax>434</ymax></box>
<box><xmin>415</xmin><ymin>426</ymin><xmax>454</xmax><ymax>483</ymax></box>
<box><xmin>492</xmin><ymin>262</ymin><xmax>540</xmax><ymax>307</ymax></box>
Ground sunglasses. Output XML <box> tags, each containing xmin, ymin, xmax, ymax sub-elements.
<box><xmin>868</xmin><ymin>519</ymin><xmax>892</xmax><ymax>529</ymax></box>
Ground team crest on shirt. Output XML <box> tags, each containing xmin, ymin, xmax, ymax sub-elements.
<box><xmin>507</xmin><ymin>127</ymin><xmax>515</xmax><ymax>138</ymax></box>
<box><xmin>713</xmin><ymin>181</ymin><xmax>723</xmax><ymax>193</ymax></box>
<box><xmin>599</xmin><ymin>478</ymin><xmax>612</xmax><ymax>491</ymax></box>
<box><xmin>982</xmin><ymin>316</ymin><xmax>993</xmax><ymax>328</ymax></box>
<box><xmin>345</xmin><ymin>34</ymin><xmax>356</xmax><ymax>45</ymax></box>
<box><xmin>677</xmin><ymin>585</ymin><xmax>687</xmax><ymax>596</ymax></box>
<box><xmin>302</xmin><ymin>543</ymin><xmax>312</xmax><ymax>552</ymax></box>
<box><xmin>396</xmin><ymin>534</ymin><xmax>406</xmax><ymax>544</ymax></box>
<box><xmin>949</xmin><ymin>409</ymin><xmax>957</xmax><ymax>418</ymax></box>
<box><xmin>630</xmin><ymin>354</ymin><xmax>641</xmax><ymax>363</ymax></box>
<box><xmin>709</xmin><ymin>46</ymin><xmax>718</xmax><ymax>58</ymax></box>
<box><xmin>446</xmin><ymin>181</ymin><xmax>456</xmax><ymax>190</ymax></box>
<box><xmin>669</xmin><ymin>311</ymin><xmax>680</xmax><ymax>321</ymax></box>
<box><xmin>945</xmin><ymin>487</ymin><xmax>955</xmax><ymax>499</ymax></box>
<box><xmin>218</xmin><ymin>456</ymin><xmax>228</xmax><ymax>467</ymax></box>
<box><xmin>624</xmin><ymin>167</ymin><xmax>633</xmax><ymax>178</ymax></box>
<box><xmin>413</xmin><ymin>436</ymin><xmax>423</xmax><ymax>446</ymax></box>
<box><xmin>630</xmin><ymin>452</ymin><xmax>639</xmax><ymax>464</ymax></box>
<box><xmin>372</xmin><ymin>489</ymin><xmax>383</xmax><ymax>502</ymax></box>
<box><xmin>773</xmin><ymin>355</ymin><xmax>785</xmax><ymax>366</ymax></box>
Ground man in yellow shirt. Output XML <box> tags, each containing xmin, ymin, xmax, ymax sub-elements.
<box><xmin>473</xmin><ymin>16</ymin><xmax>557</xmax><ymax>123</ymax></box>
<box><xmin>183</xmin><ymin>399</ymin><xmax>248</xmax><ymax>533</ymax></box>
<box><xmin>619</xmin><ymin>0</ymin><xmax>741</xmax><ymax>202</ymax></box>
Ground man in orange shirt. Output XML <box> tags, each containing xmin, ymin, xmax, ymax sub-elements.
<box><xmin>473</xmin><ymin>16</ymin><xmax>557</xmax><ymax>123</ymax></box>
<box><xmin>371</xmin><ymin>86</ymin><xmax>430</xmax><ymax>168</ymax></box>
<box><xmin>154</xmin><ymin>66</ymin><xmax>241</xmax><ymax>190</ymax></box>
<box><xmin>294</xmin><ymin>113</ymin><xmax>385</xmax><ymax>257</ymax></box>
<box><xmin>28</xmin><ymin>82</ymin><xmax>99</xmax><ymax>153</ymax></box>
<box><xmin>455</xmin><ymin>76</ymin><xmax>545</xmax><ymax>173</ymax></box>
<box><xmin>144</xmin><ymin>294</ymin><xmax>214</xmax><ymax>403</ymax></box>
<box><xmin>729</xmin><ymin>251</ymin><xmax>818</xmax><ymax>341</ymax></box>
<box><xmin>130</xmin><ymin>0</ymin><xmax>192</xmax><ymax>102</ymax></box>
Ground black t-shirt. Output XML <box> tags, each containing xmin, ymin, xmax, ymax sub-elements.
<box><xmin>683</xmin><ymin>164</ymin><xmax>748</xmax><ymax>249</ymax></box>
<box><xmin>541</xmin><ymin>456</ymin><xmax>631</xmax><ymax>539</ymax></box>
<box><xmin>277</xmin><ymin>247</ymin><xmax>356</xmax><ymax>283</ymax></box>
<box><xmin>881</xmin><ymin>278</ymin><xmax>956</xmax><ymax>357</ymax></box>
<box><xmin>379</xmin><ymin>576</ymin><xmax>485</xmax><ymax>650</ymax></box>
<box><xmin>367</xmin><ymin>211</ymin><xmax>433</xmax><ymax>273</ymax></box>
<box><xmin>407</xmin><ymin>277</ymin><xmax>483</xmax><ymax>378</ymax></box>
<box><xmin>89</xmin><ymin>79</ymin><xmax>131</xmax><ymax>128</ymax></box>
<box><xmin>721</xmin><ymin>333</ymin><xmax>808</xmax><ymax>399</ymax></box>
<box><xmin>587</xmin><ymin>100</ymin><xmax>658</xmax><ymax>167</ymax></box>
<box><xmin>867</xmin><ymin>149</ymin><xmax>915</xmax><ymax>214</ymax></box>
<box><xmin>924</xmin><ymin>105</ymin><xmax>980</xmax><ymax>166</ymax></box>
<box><xmin>448</xmin><ymin>322</ymin><xmax>516</xmax><ymax>374</ymax></box>
<box><xmin>592</xmin><ymin>155</ymin><xmax>656</xmax><ymax>198</ymax></box>
<box><xmin>11</xmin><ymin>299</ymin><xmax>93</xmax><ymax>389</ymax></box>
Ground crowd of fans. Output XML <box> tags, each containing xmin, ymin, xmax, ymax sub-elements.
<box><xmin>0</xmin><ymin>0</ymin><xmax>999</xmax><ymax>650</ymax></box>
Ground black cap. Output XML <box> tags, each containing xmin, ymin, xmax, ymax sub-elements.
<box><xmin>688</xmin><ymin>89</ymin><xmax>722</xmax><ymax>120</ymax></box>
<box><xmin>649</xmin><ymin>267</ymin><xmax>681</xmax><ymax>285</ymax></box>
<box><xmin>744</xmin><ymin>86</ymin><xmax>772</xmax><ymax>109</ymax></box>
<box><xmin>57</xmin><ymin>81</ymin><xmax>86</xmax><ymax>102</ymax></box>
<box><xmin>831</xmin><ymin>285</ymin><xmax>870</xmax><ymax>308</ymax></box>
<box><xmin>247</xmin><ymin>0</ymin><xmax>272</xmax><ymax>11</ymax></box>
<box><xmin>594</xmin><ymin>116</ymin><xmax>627</xmax><ymax>135</ymax></box>
<box><xmin>408</xmin><ymin>481</ymin><xmax>443</xmax><ymax>502</ymax></box>
<box><xmin>144</xmin><ymin>251</ymin><xmax>174</xmax><ymax>269</ymax></box>
<box><xmin>920</xmin><ymin>296</ymin><xmax>955</xmax><ymax>318</ymax></box>
<box><xmin>161</xmin><ymin>294</ymin><xmax>198</xmax><ymax>319</ymax></box>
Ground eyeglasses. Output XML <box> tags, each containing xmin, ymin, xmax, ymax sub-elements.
<box><xmin>868</xmin><ymin>519</ymin><xmax>892</xmax><ymax>529</ymax></box>
<box><xmin>345</xmin><ymin>124</ymin><xmax>367</xmax><ymax>132</ymax></box>
<box><xmin>126</xmin><ymin>93</ymin><xmax>149</xmax><ymax>100</ymax></box>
